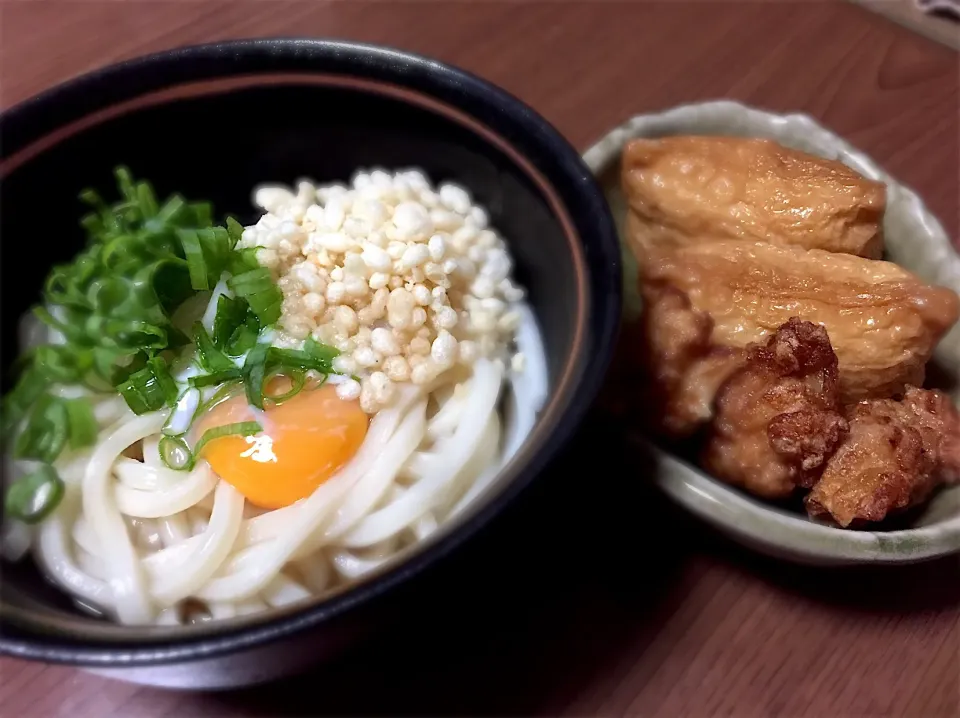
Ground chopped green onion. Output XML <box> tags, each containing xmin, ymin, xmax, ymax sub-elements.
<box><xmin>212</xmin><ymin>295</ymin><xmax>251</xmax><ymax>350</ymax></box>
<box><xmin>115</xmin><ymin>380</ymin><xmax>151</xmax><ymax>415</ymax></box>
<box><xmin>116</xmin><ymin>361</ymin><xmax>173</xmax><ymax>415</ymax></box>
<box><xmin>147</xmin><ymin>357</ymin><xmax>179</xmax><ymax>406</ymax></box>
<box><xmin>269</xmin><ymin>345</ymin><xmax>339</xmax><ymax>374</ymax></box>
<box><xmin>2</xmin><ymin>168</ymin><xmax>286</xmax><ymax>469</ymax></box>
<box><xmin>229</xmin><ymin>247</ymin><xmax>261</xmax><ymax>276</ymax></box>
<box><xmin>192</xmin><ymin>322</ymin><xmax>236</xmax><ymax>372</ymax></box>
<box><xmin>248</xmin><ymin>294</ymin><xmax>282</xmax><ymax>326</ymax></box>
<box><xmin>64</xmin><ymin>398</ymin><xmax>98</xmax><ymax>449</ymax></box>
<box><xmin>264</xmin><ymin>371</ymin><xmax>306</xmax><ymax>403</ymax></box>
<box><xmin>14</xmin><ymin>396</ymin><xmax>68</xmax><ymax>464</ymax></box>
<box><xmin>159</xmin><ymin>436</ymin><xmax>194</xmax><ymax>471</ymax></box>
<box><xmin>5</xmin><ymin>465</ymin><xmax>65</xmax><ymax>524</ymax></box>
<box><xmin>236</xmin><ymin>340</ymin><xmax>340</xmax><ymax>409</ymax></box>
<box><xmin>155</xmin><ymin>194</ymin><xmax>186</xmax><ymax>225</ymax></box>
<box><xmin>108</xmin><ymin>351</ymin><xmax>148</xmax><ymax>386</ymax></box>
<box><xmin>193</xmin><ymin>421</ymin><xmax>263</xmax><ymax>458</ymax></box>
<box><xmin>226</xmin><ymin>313</ymin><xmax>259</xmax><ymax>356</ymax></box>
<box><xmin>137</xmin><ymin>181</ymin><xmax>159</xmax><ymax>217</ymax></box>
<box><xmin>188</xmin><ymin>368</ymin><xmax>242</xmax><ymax>388</ymax></box>
<box><xmin>225</xmin><ymin>216</ymin><xmax>245</xmax><ymax>244</ymax></box>
<box><xmin>1</xmin><ymin>367</ymin><xmax>47</xmax><ymax>438</ymax></box>
<box><xmin>191</xmin><ymin>202</ymin><xmax>213</xmax><ymax>227</ymax></box>
<box><xmin>229</xmin><ymin>268</ymin><xmax>283</xmax><ymax>326</ymax></box>
<box><xmin>201</xmin><ymin>227</ymin><xmax>232</xmax><ymax>269</ymax></box>
<box><xmin>178</xmin><ymin>229</ymin><xmax>208</xmax><ymax>291</ymax></box>
<box><xmin>241</xmin><ymin>344</ymin><xmax>271</xmax><ymax>409</ymax></box>
<box><xmin>115</xmin><ymin>166</ymin><xmax>136</xmax><ymax>202</ymax></box>
<box><xmin>227</xmin><ymin>267</ymin><xmax>273</xmax><ymax>296</ymax></box>
<box><xmin>33</xmin><ymin>345</ymin><xmax>89</xmax><ymax>383</ymax></box>
<box><xmin>305</xmin><ymin>337</ymin><xmax>340</xmax><ymax>368</ymax></box>
<box><xmin>33</xmin><ymin>305</ymin><xmax>74</xmax><ymax>337</ymax></box>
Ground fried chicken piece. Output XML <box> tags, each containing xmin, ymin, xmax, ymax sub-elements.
<box><xmin>805</xmin><ymin>387</ymin><xmax>960</xmax><ymax>527</ymax></box>
<box><xmin>621</xmin><ymin>136</ymin><xmax>885</xmax><ymax>261</ymax></box>
<box><xmin>704</xmin><ymin>318</ymin><xmax>849</xmax><ymax>499</ymax></box>
<box><xmin>626</xmin><ymin>283</ymin><xmax>744</xmax><ymax>438</ymax></box>
<box><xmin>645</xmin><ymin>240</ymin><xmax>960</xmax><ymax>403</ymax></box>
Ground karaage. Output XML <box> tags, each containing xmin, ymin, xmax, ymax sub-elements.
<box><xmin>631</xmin><ymin>283</ymin><xmax>743</xmax><ymax>437</ymax></box>
<box><xmin>704</xmin><ymin>318</ymin><xmax>848</xmax><ymax>499</ymax></box>
<box><xmin>805</xmin><ymin>387</ymin><xmax>960</xmax><ymax>527</ymax></box>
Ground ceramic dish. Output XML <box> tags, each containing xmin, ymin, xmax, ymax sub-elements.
<box><xmin>584</xmin><ymin>100</ymin><xmax>960</xmax><ymax>565</ymax></box>
<box><xmin>0</xmin><ymin>39</ymin><xmax>622</xmax><ymax>688</ymax></box>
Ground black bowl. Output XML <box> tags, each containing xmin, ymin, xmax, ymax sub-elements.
<box><xmin>0</xmin><ymin>39</ymin><xmax>621</xmax><ymax>688</ymax></box>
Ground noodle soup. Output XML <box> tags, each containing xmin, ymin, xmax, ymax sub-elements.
<box><xmin>2</xmin><ymin>167</ymin><xmax>547</xmax><ymax>626</ymax></box>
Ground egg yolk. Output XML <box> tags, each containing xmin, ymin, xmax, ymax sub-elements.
<box><xmin>195</xmin><ymin>382</ymin><xmax>368</xmax><ymax>509</ymax></box>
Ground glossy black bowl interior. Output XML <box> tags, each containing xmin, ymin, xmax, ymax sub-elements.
<box><xmin>0</xmin><ymin>39</ymin><xmax>620</xmax><ymax>685</ymax></box>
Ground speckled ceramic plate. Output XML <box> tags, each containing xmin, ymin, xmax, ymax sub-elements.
<box><xmin>584</xmin><ymin>100</ymin><xmax>960</xmax><ymax>565</ymax></box>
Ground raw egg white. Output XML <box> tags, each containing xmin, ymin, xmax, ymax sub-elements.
<box><xmin>196</xmin><ymin>382</ymin><xmax>368</xmax><ymax>509</ymax></box>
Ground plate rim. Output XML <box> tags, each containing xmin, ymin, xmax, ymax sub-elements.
<box><xmin>585</xmin><ymin>100</ymin><xmax>960</xmax><ymax>566</ymax></box>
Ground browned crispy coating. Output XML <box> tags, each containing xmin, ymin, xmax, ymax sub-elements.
<box><xmin>630</xmin><ymin>283</ymin><xmax>743</xmax><ymax>438</ymax></box>
<box><xmin>621</xmin><ymin>136</ymin><xmax>885</xmax><ymax>261</ymax></box>
<box><xmin>644</xmin><ymin>240</ymin><xmax>960</xmax><ymax>403</ymax></box>
<box><xmin>805</xmin><ymin>387</ymin><xmax>960</xmax><ymax>527</ymax></box>
<box><xmin>704</xmin><ymin>318</ymin><xmax>848</xmax><ymax>499</ymax></box>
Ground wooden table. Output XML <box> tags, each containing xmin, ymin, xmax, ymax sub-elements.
<box><xmin>1</xmin><ymin>2</ymin><xmax>958</xmax><ymax>716</ymax></box>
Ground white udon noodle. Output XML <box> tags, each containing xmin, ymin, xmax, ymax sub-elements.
<box><xmin>4</xmin><ymin>305</ymin><xmax>547</xmax><ymax>626</ymax></box>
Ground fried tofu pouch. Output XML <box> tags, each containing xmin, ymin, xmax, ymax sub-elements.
<box><xmin>645</xmin><ymin>240</ymin><xmax>960</xmax><ymax>403</ymax></box>
<box><xmin>621</xmin><ymin>136</ymin><xmax>886</xmax><ymax>260</ymax></box>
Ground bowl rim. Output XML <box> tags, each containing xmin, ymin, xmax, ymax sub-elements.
<box><xmin>0</xmin><ymin>38</ymin><xmax>622</xmax><ymax>665</ymax></box>
<box><xmin>584</xmin><ymin>99</ymin><xmax>960</xmax><ymax>566</ymax></box>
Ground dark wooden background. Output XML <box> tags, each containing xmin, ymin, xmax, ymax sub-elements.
<box><xmin>1</xmin><ymin>2</ymin><xmax>958</xmax><ymax>716</ymax></box>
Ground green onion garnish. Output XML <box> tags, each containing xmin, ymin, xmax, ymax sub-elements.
<box><xmin>177</xmin><ymin>228</ymin><xmax>209</xmax><ymax>291</ymax></box>
<box><xmin>228</xmin><ymin>247</ymin><xmax>262</xmax><ymax>276</ymax></box>
<box><xmin>155</xmin><ymin>193</ymin><xmax>186</xmax><ymax>225</ymax></box>
<box><xmin>2</xmin><ymin>367</ymin><xmax>49</xmax><ymax>440</ymax></box>
<box><xmin>14</xmin><ymin>396</ymin><xmax>69</xmax><ymax>464</ymax></box>
<box><xmin>115</xmin><ymin>358</ymin><xmax>177</xmax><ymax>415</ymax></box>
<box><xmin>192</xmin><ymin>322</ymin><xmax>236</xmax><ymax>373</ymax></box>
<box><xmin>237</xmin><ymin>340</ymin><xmax>340</xmax><ymax>409</ymax></box>
<box><xmin>226</xmin><ymin>313</ymin><xmax>260</xmax><ymax>356</ymax></box>
<box><xmin>64</xmin><ymin>398</ymin><xmax>98</xmax><ymax>449</ymax></box>
<box><xmin>159</xmin><ymin>435</ymin><xmax>194</xmax><ymax>471</ymax></box>
<box><xmin>189</xmin><ymin>369</ymin><xmax>242</xmax><ymax>388</ymax></box>
<box><xmin>225</xmin><ymin>216</ymin><xmax>245</xmax><ymax>244</ymax></box>
<box><xmin>193</xmin><ymin>421</ymin><xmax>263</xmax><ymax>458</ymax></box>
<box><xmin>241</xmin><ymin>344</ymin><xmax>271</xmax><ymax>410</ymax></box>
<box><xmin>264</xmin><ymin>371</ymin><xmax>306</xmax><ymax>403</ymax></box>
<box><xmin>227</xmin><ymin>267</ymin><xmax>273</xmax><ymax>296</ymax></box>
<box><xmin>270</xmin><ymin>339</ymin><xmax>339</xmax><ymax>374</ymax></box>
<box><xmin>148</xmin><ymin>356</ymin><xmax>180</xmax><ymax>406</ymax></box>
<box><xmin>229</xmin><ymin>268</ymin><xmax>283</xmax><ymax>325</ymax></box>
<box><xmin>212</xmin><ymin>295</ymin><xmax>251</xmax><ymax>350</ymax></box>
<box><xmin>4</xmin><ymin>465</ymin><xmax>65</xmax><ymax>524</ymax></box>
<box><xmin>2</xmin><ymin>167</ymin><xmax>292</xmax><ymax>524</ymax></box>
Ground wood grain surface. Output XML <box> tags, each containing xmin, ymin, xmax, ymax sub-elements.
<box><xmin>1</xmin><ymin>2</ymin><xmax>958</xmax><ymax>716</ymax></box>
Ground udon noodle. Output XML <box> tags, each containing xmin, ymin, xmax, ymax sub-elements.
<box><xmin>1</xmin><ymin>168</ymin><xmax>548</xmax><ymax>625</ymax></box>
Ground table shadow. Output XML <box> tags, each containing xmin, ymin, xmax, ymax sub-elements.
<box><xmin>712</xmin><ymin>530</ymin><xmax>960</xmax><ymax>615</ymax></box>
<box><xmin>206</xmin><ymin>414</ymin><xmax>694</xmax><ymax>716</ymax></box>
